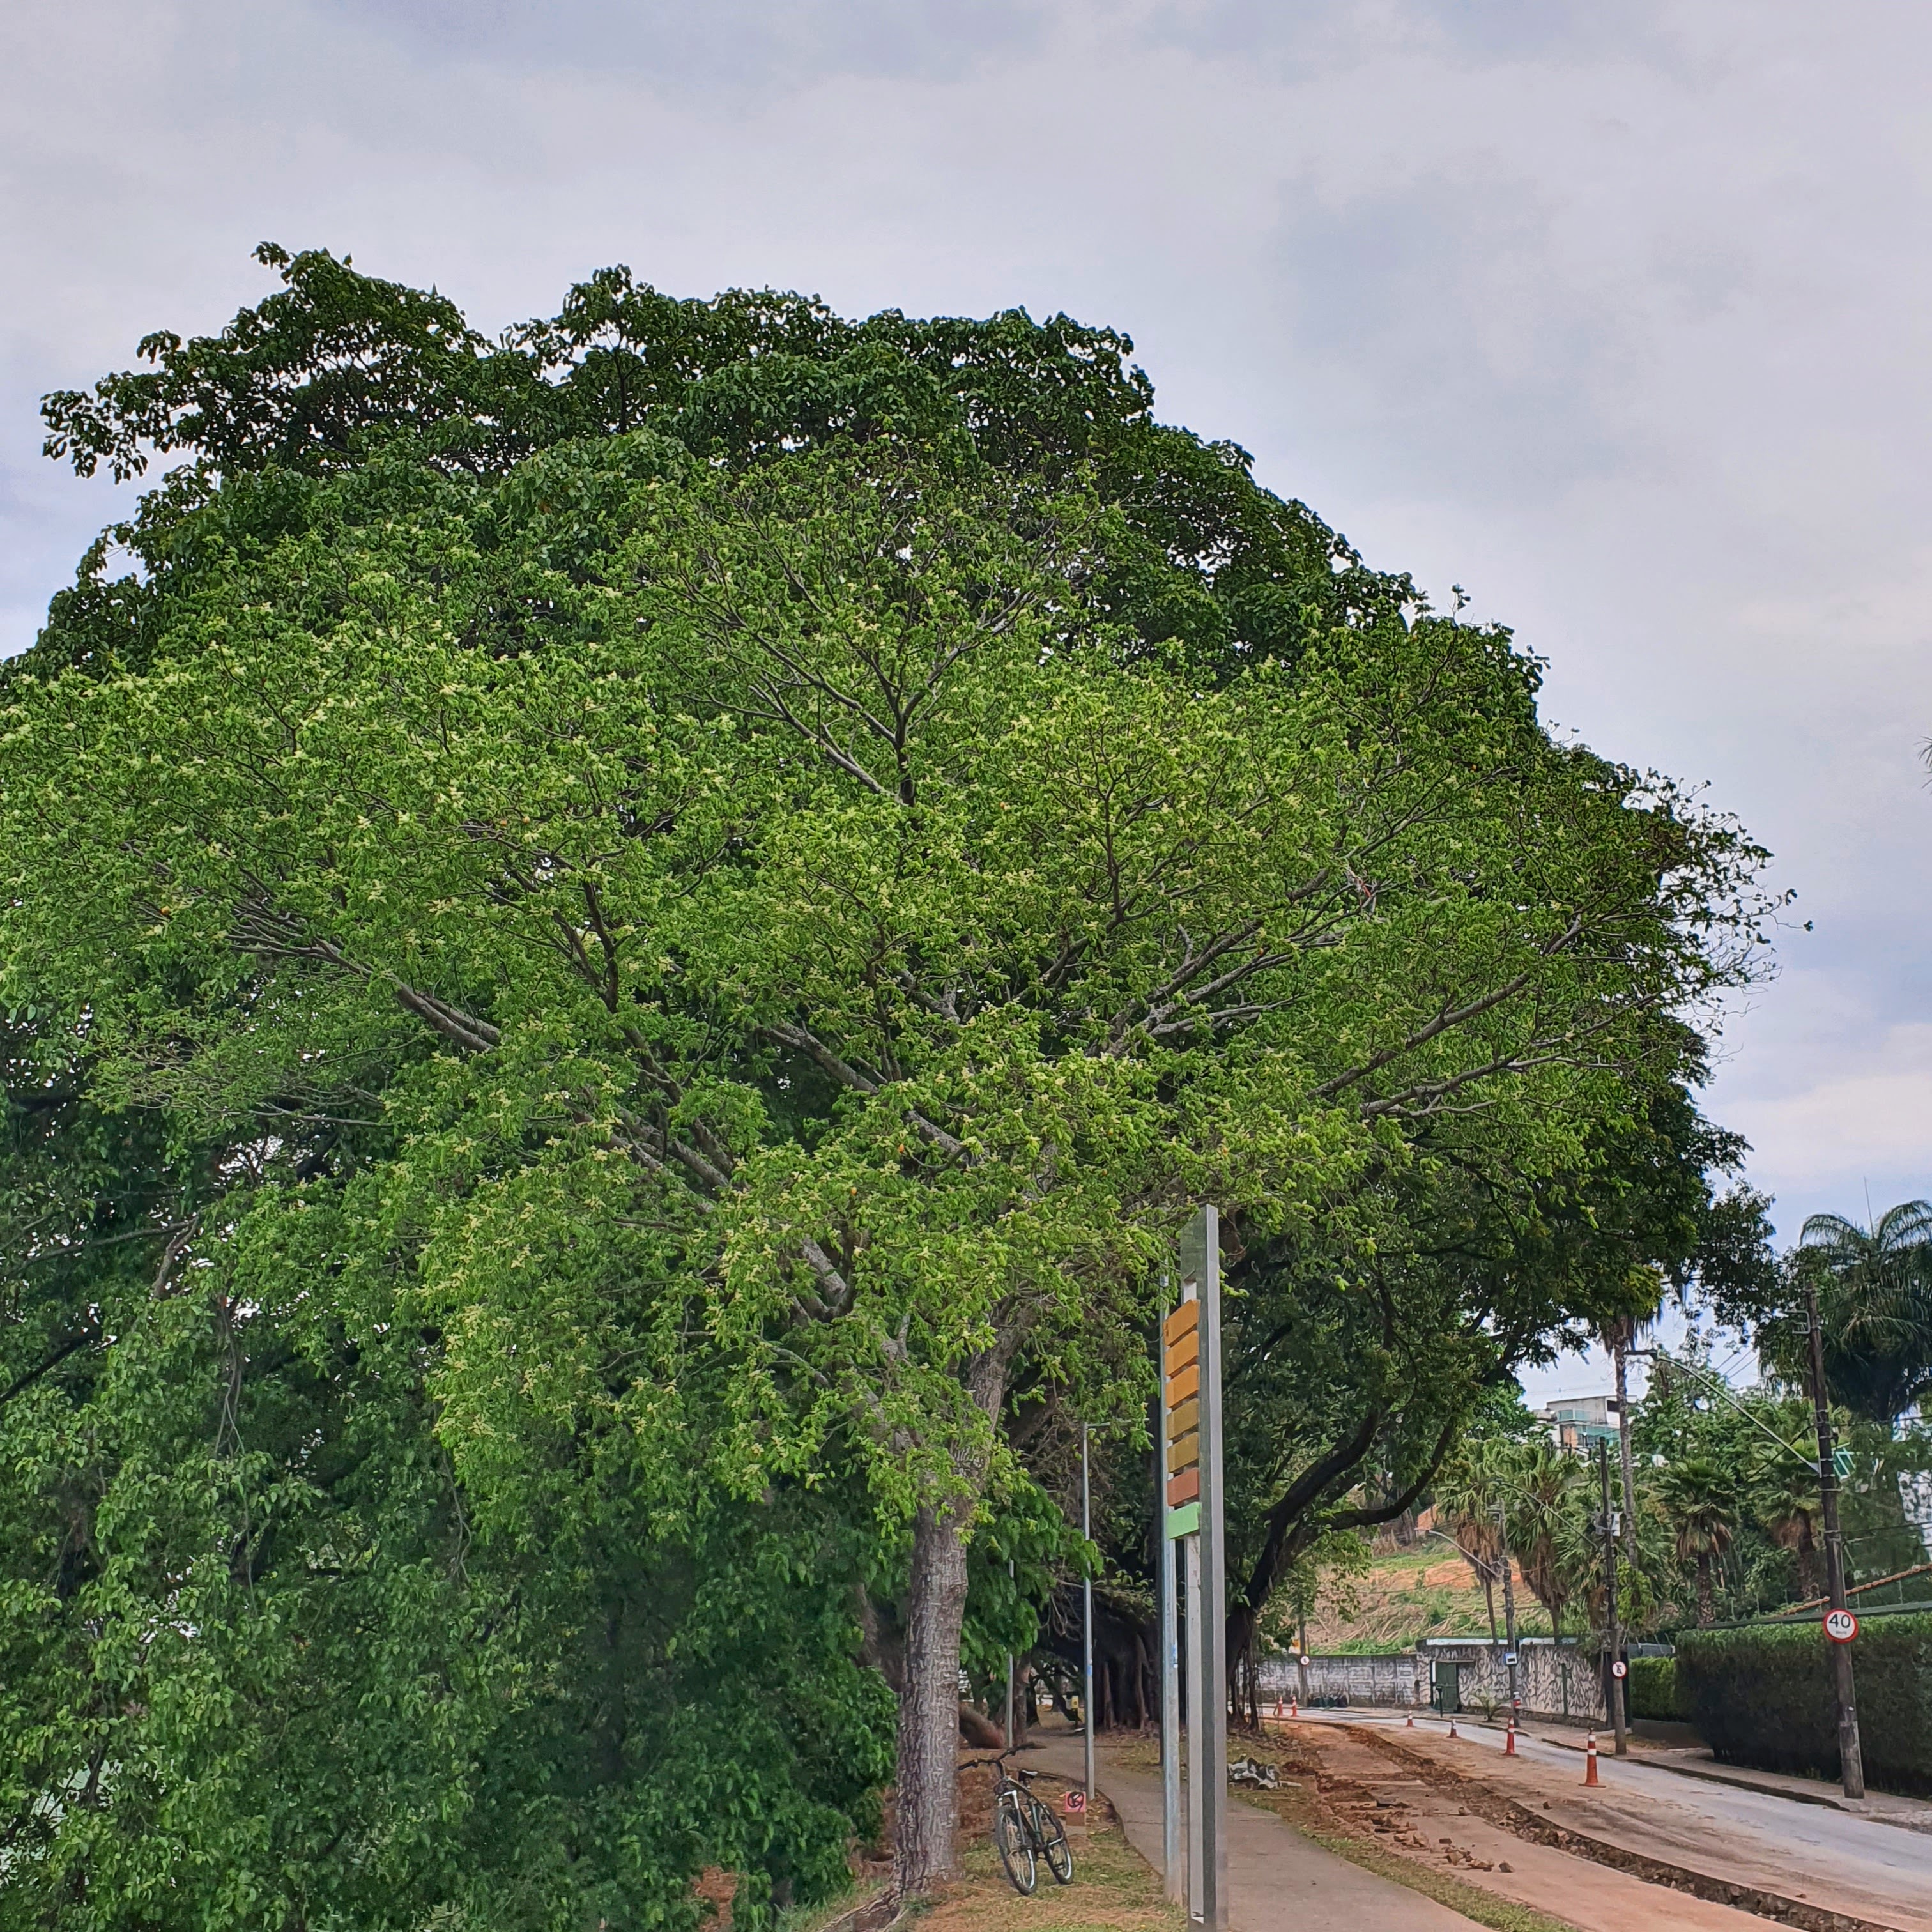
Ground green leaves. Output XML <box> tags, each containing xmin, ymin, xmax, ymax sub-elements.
<box><xmin>2</xmin><ymin>252</ymin><xmax>1780</xmax><ymax>1920</ymax></box>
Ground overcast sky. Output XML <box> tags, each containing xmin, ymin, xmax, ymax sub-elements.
<box><xmin>4</xmin><ymin>1</ymin><xmax>1928</xmax><ymax>1399</ymax></box>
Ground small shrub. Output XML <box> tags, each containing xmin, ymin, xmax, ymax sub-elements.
<box><xmin>1676</xmin><ymin>1612</ymin><xmax>1932</xmax><ymax>1794</ymax></box>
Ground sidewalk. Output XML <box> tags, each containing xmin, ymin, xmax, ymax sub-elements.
<box><xmin>1023</xmin><ymin>1735</ymin><xmax>1476</xmax><ymax>1931</ymax></box>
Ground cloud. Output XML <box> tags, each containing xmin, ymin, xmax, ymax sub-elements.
<box><xmin>320</xmin><ymin>0</ymin><xmax>1050</xmax><ymax>89</ymax></box>
<box><xmin>3</xmin><ymin>0</ymin><xmax>1928</xmax><ymax>1253</ymax></box>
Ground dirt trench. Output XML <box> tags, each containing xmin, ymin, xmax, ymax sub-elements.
<box><xmin>1256</xmin><ymin>1722</ymin><xmax>1915</xmax><ymax>1932</ymax></box>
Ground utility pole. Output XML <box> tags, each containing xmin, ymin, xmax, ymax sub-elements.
<box><xmin>1082</xmin><ymin>1422</ymin><xmax>1095</xmax><ymax>1814</ymax></box>
<box><xmin>1805</xmin><ymin>1280</ymin><xmax>1866</xmax><ymax>1800</ymax></box>
<box><xmin>1496</xmin><ymin>1501</ymin><xmax>1520</xmax><ymax>1725</ymax></box>
<box><xmin>1597</xmin><ymin>1441</ymin><xmax>1627</xmax><ymax>1756</ymax></box>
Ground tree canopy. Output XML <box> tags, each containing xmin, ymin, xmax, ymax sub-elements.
<box><xmin>0</xmin><ymin>247</ymin><xmax>1778</xmax><ymax>1925</ymax></box>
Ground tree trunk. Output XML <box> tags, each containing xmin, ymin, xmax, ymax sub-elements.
<box><xmin>1696</xmin><ymin>1552</ymin><xmax>1715</xmax><ymax>1627</ymax></box>
<box><xmin>895</xmin><ymin>1503</ymin><xmax>971</xmax><ymax>1897</ymax></box>
<box><xmin>1797</xmin><ymin>1532</ymin><xmax>1820</xmax><ymax>1604</ymax></box>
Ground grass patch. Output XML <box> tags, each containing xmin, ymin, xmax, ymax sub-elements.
<box><xmin>923</xmin><ymin>1816</ymin><xmax>1184</xmax><ymax>1932</ymax></box>
<box><xmin>772</xmin><ymin>1887</ymin><xmax>884</xmax><ymax>1932</ymax></box>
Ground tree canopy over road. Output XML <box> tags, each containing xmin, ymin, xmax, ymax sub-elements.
<box><xmin>0</xmin><ymin>247</ymin><xmax>1778</xmax><ymax>1928</ymax></box>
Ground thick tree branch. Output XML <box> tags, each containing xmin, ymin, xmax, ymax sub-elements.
<box><xmin>1310</xmin><ymin>913</ymin><xmax>1586</xmax><ymax>1104</ymax></box>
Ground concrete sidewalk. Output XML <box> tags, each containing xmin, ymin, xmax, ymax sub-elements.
<box><xmin>1024</xmin><ymin>1735</ymin><xmax>1476</xmax><ymax>1930</ymax></box>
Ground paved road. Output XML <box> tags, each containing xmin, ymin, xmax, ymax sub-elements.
<box><xmin>1025</xmin><ymin>1734</ymin><xmax>1477</xmax><ymax>1931</ymax></box>
<box><xmin>1300</xmin><ymin>1713</ymin><xmax>1932</xmax><ymax>1929</ymax></box>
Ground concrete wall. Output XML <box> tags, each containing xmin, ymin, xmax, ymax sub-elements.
<box><xmin>1258</xmin><ymin>1638</ymin><xmax>1607</xmax><ymax>1723</ymax></box>
<box><xmin>1256</xmin><ymin>1651</ymin><xmax>1428</xmax><ymax>1708</ymax></box>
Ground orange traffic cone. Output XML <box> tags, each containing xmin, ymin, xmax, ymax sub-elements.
<box><xmin>1447</xmin><ymin>1717</ymin><xmax>1458</xmax><ymax>1739</ymax></box>
<box><xmin>1505</xmin><ymin>1721</ymin><xmax>1517</xmax><ymax>1756</ymax></box>
<box><xmin>1405</xmin><ymin>1712</ymin><xmax>1414</xmax><ymax>1728</ymax></box>
<box><xmin>1290</xmin><ymin>1698</ymin><xmax>1298</xmax><ymax>1718</ymax></box>
<box><xmin>1583</xmin><ymin>1732</ymin><xmax>1599</xmax><ymax>1786</ymax></box>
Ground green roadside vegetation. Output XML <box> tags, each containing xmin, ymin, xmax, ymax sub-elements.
<box><xmin>928</xmin><ymin>1816</ymin><xmax>1183</xmax><ymax>1932</ymax></box>
<box><xmin>15</xmin><ymin>235</ymin><xmax>1923</xmax><ymax>1924</ymax></box>
<box><xmin>1307</xmin><ymin>1547</ymin><xmax>1555</xmax><ymax>1655</ymax></box>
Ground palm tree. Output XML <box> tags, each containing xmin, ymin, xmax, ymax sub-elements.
<box><xmin>1504</xmin><ymin>1442</ymin><xmax>1582</xmax><ymax>1637</ymax></box>
<box><xmin>1795</xmin><ymin>1201</ymin><xmax>1932</xmax><ymax>1422</ymax></box>
<box><xmin>1433</xmin><ymin>1446</ymin><xmax>1506</xmax><ymax>1642</ymax></box>
<box><xmin>1754</xmin><ymin>1453</ymin><xmax>1824</xmax><ymax>1602</ymax></box>
<box><xmin>1659</xmin><ymin>1457</ymin><xmax>1739</xmax><ymax>1627</ymax></box>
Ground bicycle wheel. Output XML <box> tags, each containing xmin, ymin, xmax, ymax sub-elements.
<box><xmin>1033</xmin><ymin>1798</ymin><xmax>1074</xmax><ymax>1884</ymax></box>
<box><xmin>994</xmin><ymin>1798</ymin><xmax>1038</xmax><ymax>1896</ymax></box>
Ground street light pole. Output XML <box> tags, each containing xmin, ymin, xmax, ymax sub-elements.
<box><xmin>1597</xmin><ymin>1441</ymin><xmax>1627</xmax><ymax>1756</ymax></box>
<box><xmin>1006</xmin><ymin>1556</ymin><xmax>1016</xmax><ymax>1749</ymax></box>
<box><xmin>1805</xmin><ymin>1281</ymin><xmax>1866</xmax><ymax>1801</ymax></box>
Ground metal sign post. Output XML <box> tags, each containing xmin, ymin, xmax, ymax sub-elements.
<box><xmin>1597</xmin><ymin>1442</ymin><xmax>1627</xmax><ymax>1756</ymax></box>
<box><xmin>1807</xmin><ymin>1281</ymin><xmax>1866</xmax><ymax>1800</ymax></box>
<box><xmin>1158</xmin><ymin>1288</ymin><xmax>1183</xmax><ymax>1903</ymax></box>
<box><xmin>1163</xmin><ymin>1207</ymin><xmax>1227</xmax><ymax>1932</ymax></box>
<box><xmin>1497</xmin><ymin>1503</ymin><xmax>1520</xmax><ymax>1727</ymax></box>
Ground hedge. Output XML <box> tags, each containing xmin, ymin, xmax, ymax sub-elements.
<box><xmin>1625</xmin><ymin>1655</ymin><xmax>1685</xmax><ymax>1722</ymax></box>
<box><xmin>1676</xmin><ymin>1613</ymin><xmax>1932</xmax><ymax>1794</ymax></box>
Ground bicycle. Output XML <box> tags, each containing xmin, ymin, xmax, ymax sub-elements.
<box><xmin>989</xmin><ymin>1753</ymin><xmax>1074</xmax><ymax>1896</ymax></box>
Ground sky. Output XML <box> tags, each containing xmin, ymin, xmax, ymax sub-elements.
<box><xmin>3</xmin><ymin>1</ymin><xmax>1928</xmax><ymax>1403</ymax></box>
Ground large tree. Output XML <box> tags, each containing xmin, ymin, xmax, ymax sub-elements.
<box><xmin>2</xmin><ymin>249</ymin><xmax>1773</xmax><ymax>1916</ymax></box>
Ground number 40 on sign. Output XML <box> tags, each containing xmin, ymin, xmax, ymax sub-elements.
<box><xmin>1825</xmin><ymin>1609</ymin><xmax>1859</xmax><ymax>1644</ymax></box>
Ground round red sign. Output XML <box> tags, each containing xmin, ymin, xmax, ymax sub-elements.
<box><xmin>1825</xmin><ymin>1609</ymin><xmax>1859</xmax><ymax>1644</ymax></box>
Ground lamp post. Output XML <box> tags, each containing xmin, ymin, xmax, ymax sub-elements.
<box><xmin>1005</xmin><ymin>1556</ymin><xmax>1016</xmax><ymax>1749</ymax></box>
<box><xmin>1082</xmin><ymin>1422</ymin><xmax>1095</xmax><ymax>1814</ymax></box>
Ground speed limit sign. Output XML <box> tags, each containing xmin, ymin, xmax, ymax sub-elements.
<box><xmin>1610</xmin><ymin>1660</ymin><xmax>1627</xmax><ymax>1680</ymax></box>
<box><xmin>1825</xmin><ymin>1609</ymin><xmax>1859</xmax><ymax>1644</ymax></box>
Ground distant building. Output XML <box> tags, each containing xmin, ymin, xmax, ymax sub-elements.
<box><xmin>1535</xmin><ymin>1393</ymin><xmax>1622</xmax><ymax>1453</ymax></box>
<box><xmin>1901</xmin><ymin>1470</ymin><xmax>1932</xmax><ymax>1552</ymax></box>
